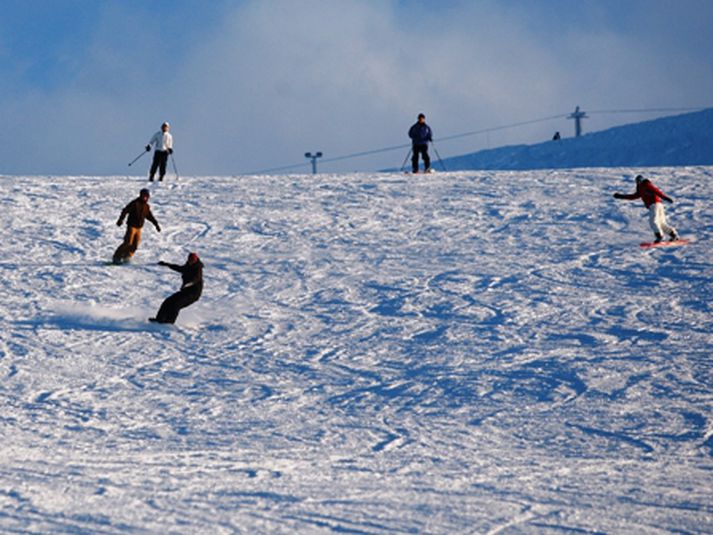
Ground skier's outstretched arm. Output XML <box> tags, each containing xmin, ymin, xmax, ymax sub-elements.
<box><xmin>613</xmin><ymin>192</ymin><xmax>639</xmax><ymax>200</ymax></box>
<box><xmin>146</xmin><ymin>132</ymin><xmax>159</xmax><ymax>151</ymax></box>
<box><xmin>158</xmin><ymin>261</ymin><xmax>184</xmax><ymax>273</ymax></box>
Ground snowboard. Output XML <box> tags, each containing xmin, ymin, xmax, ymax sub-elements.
<box><xmin>640</xmin><ymin>238</ymin><xmax>690</xmax><ymax>249</ymax></box>
<box><xmin>149</xmin><ymin>317</ymin><xmax>175</xmax><ymax>325</ymax></box>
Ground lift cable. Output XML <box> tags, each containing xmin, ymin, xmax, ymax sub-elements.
<box><xmin>246</xmin><ymin>106</ymin><xmax>712</xmax><ymax>175</ymax></box>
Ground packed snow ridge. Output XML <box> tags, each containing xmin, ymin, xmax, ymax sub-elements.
<box><xmin>1</xmin><ymin>166</ymin><xmax>712</xmax><ymax>533</ymax></box>
<box><xmin>442</xmin><ymin>108</ymin><xmax>713</xmax><ymax>171</ymax></box>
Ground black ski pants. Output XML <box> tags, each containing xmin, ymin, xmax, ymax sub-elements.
<box><xmin>154</xmin><ymin>288</ymin><xmax>201</xmax><ymax>324</ymax></box>
<box><xmin>412</xmin><ymin>143</ymin><xmax>430</xmax><ymax>173</ymax></box>
<box><xmin>149</xmin><ymin>150</ymin><xmax>169</xmax><ymax>181</ymax></box>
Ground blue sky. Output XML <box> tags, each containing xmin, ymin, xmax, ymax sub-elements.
<box><xmin>1</xmin><ymin>0</ymin><xmax>712</xmax><ymax>175</ymax></box>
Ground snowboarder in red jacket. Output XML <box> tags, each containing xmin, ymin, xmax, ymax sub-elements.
<box><xmin>613</xmin><ymin>175</ymin><xmax>679</xmax><ymax>242</ymax></box>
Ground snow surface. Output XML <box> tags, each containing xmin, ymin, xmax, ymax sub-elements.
<box><xmin>1</xmin><ymin>168</ymin><xmax>712</xmax><ymax>533</ymax></box>
<box><xmin>440</xmin><ymin>108</ymin><xmax>713</xmax><ymax>171</ymax></box>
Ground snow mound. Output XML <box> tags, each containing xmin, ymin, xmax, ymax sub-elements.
<box><xmin>443</xmin><ymin>108</ymin><xmax>713</xmax><ymax>170</ymax></box>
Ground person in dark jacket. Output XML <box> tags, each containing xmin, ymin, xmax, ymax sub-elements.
<box><xmin>408</xmin><ymin>113</ymin><xmax>433</xmax><ymax>173</ymax></box>
<box><xmin>150</xmin><ymin>252</ymin><xmax>203</xmax><ymax>324</ymax></box>
<box><xmin>112</xmin><ymin>188</ymin><xmax>161</xmax><ymax>264</ymax></box>
<box><xmin>613</xmin><ymin>174</ymin><xmax>679</xmax><ymax>242</ymax></box>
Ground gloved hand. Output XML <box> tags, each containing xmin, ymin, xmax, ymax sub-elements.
<box><xmin>664</xmin><ymin>196</ymin><xmax>674</xmax><ymax>203</ymax></box>
<box><xmin>158</xmin><ymin>260</ymin><xmax>168</xmax><ymax>266</ymax></box>
<box><xmin>116</xmin><ymin>219</ymin><xmax>123</xmax><ymax>226</ymax></box>
<box><xmin>155</xmin><ymin>224</ymin><xmax>161</xmax><ymax>232</ymax></box>
<box><xmin>145</xmin><ymin>145</ymin><xmax>151</xmax><ymax>152</ymax></box>
<box><xmin>167</xmin><ymin>148</ymin><xmax>173</xmax><ymax>154</ymax></box>
<box><xmin>613</xmin><ymin>193</ymin><xmax>623</xmax><ymax>199</ymax></box>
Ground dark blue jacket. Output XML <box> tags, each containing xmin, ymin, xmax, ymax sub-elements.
<box><xmin>408</xmin><ymin>122</ymin><xmax>432</xmax><ymax>145</ymax></box>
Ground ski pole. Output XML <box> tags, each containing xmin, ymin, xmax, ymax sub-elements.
<box><xmin>128</xmin><ymin>149</ymin><xmax>148</xmax><ymax>166</ymax></box>
<box><xmin>400</xmin><ymin>148</ymin><xmax>413</xmax><ymax>173</ymax></box>
<box><xmin>431</xmin><ymin>141</ymin><xmax>447</xmax><ymax>172</ymax></box>
<box><xmin>170</xmin><ymin>153</ymin><xmax>180</xmax><ymax>180</ymax></box>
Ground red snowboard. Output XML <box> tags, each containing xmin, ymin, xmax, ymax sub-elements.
<box><xmin>640</xmin><ymin>238</ymin><xmax>690</xmax><ymax>249</ymax></box>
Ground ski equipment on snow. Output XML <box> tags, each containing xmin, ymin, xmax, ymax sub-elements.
<box><xmin>640</xmin><ymin>238</ymin><xmax>690</xmax><ymax>249</ymax></box>
<box><xmin>400</xmin><ymin>148</ymin><xmax>413</xmax><ymax>173</ymax></box>
<box><xmin>431</xmin><ymin>141</ymin><xmax>447</xmax><ymax>171</ymax></box>
<box><xmin>128</xmin><ymin>149</ymin><xmax>148</xmax><ymax>167</ymax></box>
<box><xmin>170</xmin><ymin>153</ymin><xmax>180</xmax><ymax>180</ymax></box>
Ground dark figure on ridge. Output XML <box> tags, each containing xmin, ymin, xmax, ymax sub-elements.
<box><xmin>408</xmin><ymin>113</ymin><xmax>433</xmax><ymax>173</ymax></box>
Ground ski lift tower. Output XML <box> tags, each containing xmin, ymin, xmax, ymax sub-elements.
<box><xmin>568</xmin><ymin>106</ymin><xmax>588</xmax><ymax>137</ymax></box>
<box><xmin>305</xmin><ymin>151</ymin><xmax>323</xmax><ymax>174</ymax></box>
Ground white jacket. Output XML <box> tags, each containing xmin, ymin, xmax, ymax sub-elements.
<box><xmin>148</xmin><ymin>131</ymin><xmax>173</xmax><ymax>152</ymax></box>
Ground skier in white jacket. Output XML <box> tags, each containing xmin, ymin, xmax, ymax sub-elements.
<box><xmin>145</xmin><ymin>122</ymin><xmax>173</xmax><ymax>181</ymax></box>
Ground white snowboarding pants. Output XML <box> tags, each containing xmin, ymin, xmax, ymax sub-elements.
<box><xmin>648</xmin><ymin>203</ymin><xmax>676</xmax><ymax>237</ymax></box>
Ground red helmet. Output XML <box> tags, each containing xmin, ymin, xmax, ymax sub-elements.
<box><xmin>188</xmin><ymin>252</ymin><xmax>199</xmax><ymax>264</ymax></box>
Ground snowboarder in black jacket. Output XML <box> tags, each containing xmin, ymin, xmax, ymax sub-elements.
<box><xmin>150</xmin><ymin>252</ymin><xmax>203</xmax><ymax>324</ymax></box>
<box><xmin>408</xmin><ymin>113</ymin><xmax>433</xmax><ymax>173</ymax></box>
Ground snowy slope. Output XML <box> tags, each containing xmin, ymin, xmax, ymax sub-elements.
<box><xmin>441</xmin><ymin>108</ymin><xmax>713</xmax><ymax>171</ymax></box>
<box><xmin>1</xmin><ymin>168</ymin><xmax>712</xmax><ymax>533</ymax></box>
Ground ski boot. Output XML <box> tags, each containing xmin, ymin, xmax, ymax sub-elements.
<box><xmin>669</xmin><ymin>230</ymin><xmax>679</xmax><ymax>242</ymax></box>
<box><xmin>654</xmin><ymin>233</ymin><xmax>664</xmax><ymax>243</ymax></box>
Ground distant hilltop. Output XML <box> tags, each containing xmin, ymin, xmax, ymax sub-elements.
<box><xmin>441</xmin><ymin>108</ymin><xmax>713</xmax><ymax>171</ymax></box>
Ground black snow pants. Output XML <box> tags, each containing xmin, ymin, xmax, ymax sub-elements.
<box><xmin>149</xmin><ymin>150</ymin><xmax>169</xmax><ymax>181</ymax></box>
<box><xmin>411</xmin><ymin>143</ymin><xmax>430</xmax><ymax>173</ymax></box>
<box><xmin>154</xmin><ymin>287</ymin><xmax>201</xmax><ymax>324</ymax></box>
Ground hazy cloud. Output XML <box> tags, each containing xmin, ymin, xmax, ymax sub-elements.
<box><xmin>1</xmin><ymin>0</ymin><xmax>711</xmax><ymax>175</ymax></box>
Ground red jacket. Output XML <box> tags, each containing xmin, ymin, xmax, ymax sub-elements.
<box><xmin>617</xmin><ymin>180</ymin><xmax>670</xmax><ymax>208</ymax></box>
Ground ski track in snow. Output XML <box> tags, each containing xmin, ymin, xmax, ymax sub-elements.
<box><xmin>0</xmin><ymin>169</ymin><xmax>712</xmax><ymax>534</ymax></box>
